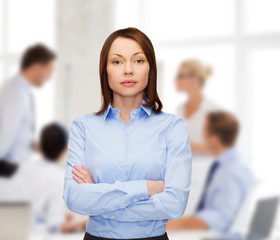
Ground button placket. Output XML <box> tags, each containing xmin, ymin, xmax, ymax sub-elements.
<box><xmin>123</xmin><ymin>124</ymin><xmax>128</xmax><ymax>169</ymax></box>
<box><xmin>116</xmin><ymin>113</ymin><xmax>127</xmax><ymax>170</ymax></box>
<box><xmin>116</xmin><ymin>109</ymin><xmax>140</xmax><ymax>171</ymax></box>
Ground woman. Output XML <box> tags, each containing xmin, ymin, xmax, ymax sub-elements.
<box><xmin>173</xmin><ymin>59</ymin><xmax>220</xmax><ymax>216</ymax></box>
<box><xmin>175</xmin><ymin>59</ymin><xmax>220</xmax><ymax>155</ymax></box>
<box><xmin>63</xmin><ymin>27</ymin><xmax>192</xmax><ymax>240</ymax></box>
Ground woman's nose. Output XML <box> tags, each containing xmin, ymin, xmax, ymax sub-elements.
<box><xmin>123</xmin><ymin>62</ymin><xmax>133</xmax><ymax>75</ymax></box>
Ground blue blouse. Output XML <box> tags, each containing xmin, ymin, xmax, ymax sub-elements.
<box><xmin>63</xmin><ymin>98</ymin><xmax>192</xmax><ymax>238</ymax></box>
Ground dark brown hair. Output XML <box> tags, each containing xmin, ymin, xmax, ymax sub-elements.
<box><xmin>40</xmin><ymin>122</ymin><xmax>68</xmax><ymax>161</ymax></box>
<box><xmin>20</xmin><ymin>43</ymin><xmax>56</xmax><ymax>70</ymax></box>
<box><xmin>206</xmin><ymin>111</ymin><xmax>239</xmax><ymax>147</ymax></box>
<box><xmin>94</xmin><ymin>27</ymin><xmax>163</xmax><ymax>116</ymax></box>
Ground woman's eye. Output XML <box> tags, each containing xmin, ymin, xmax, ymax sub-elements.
<box><xmin>113</xmin><ymin>60</ymin><xmax>121</xmax><ymax>65</ymax></box>
<box><xmin>136</xmin><ymin>59</ymin><xmax>144</xmax><ymax>63</ymax></box>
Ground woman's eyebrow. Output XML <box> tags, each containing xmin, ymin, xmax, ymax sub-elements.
<box><xmin>110</xmin><ymin>52</ymin><xmax>145</xmax><ymax>57</ymax></box>
<box><xmin>132</xmin><ymin>52</ymin><xmax>145</xmax><ymax>56</ymax></box>
<box><xmin>111</xmin><ymin>53</ymin><xmax>123</xmax><ymax>57</ymax></box>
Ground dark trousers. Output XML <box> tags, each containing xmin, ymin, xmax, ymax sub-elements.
<box><xmin>84</xmin><ymin>232</ymin><xmax>169</xmax><ymax>240</ymax></box>
<box><xmin>0</xmin><ymin>159</ymin><xmax>18</xmax><ymax>177</ymax></box>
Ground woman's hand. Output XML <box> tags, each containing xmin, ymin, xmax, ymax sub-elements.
<box><xmin>147</xmin><ymin>180</ymin><xmax>164</xmax><ymax>196</ymax></box>
<box><xmin>72</xmin><ymin>164</ymin><xmax>94</xmax><ymax>184</ymax></box>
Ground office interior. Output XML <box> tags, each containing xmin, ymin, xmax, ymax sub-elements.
<box><xmin>0</xmin><ymin>0</ymin><xmax>280</xmax><ymax>239</ymax></box>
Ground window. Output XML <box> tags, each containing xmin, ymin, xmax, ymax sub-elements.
<box><xmin>113</xmin><ymin>0</ymin><xmax>280</xmax><ymax>183</ymax></box>
<box><xmin>244</xmin><ymin>0</ymin><xmax>280</xmax><ymax>34</ymax></box>
<box><xmin>249</xmin><ymin>48</ymin><xmax>280</xmax><ymax>180</ymax></box>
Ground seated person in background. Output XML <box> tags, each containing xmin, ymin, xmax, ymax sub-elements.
<box><xmin>0</xmin><ymin>122</ymin><xmax>87</xmax><ymax>233</ymax></box>
<box><xmin>31</xmin><ymin>122</ymin><xmax>88</xmax><ymax>233</ymax></box>
<box><xmin>166</xmin><ymin>111</ymin><xmax>255</xmax><ymax>232</ymax></box>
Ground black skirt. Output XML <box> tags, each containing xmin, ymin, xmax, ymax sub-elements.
<box><xmin>83</xmin><ymin>232</ymin><xmax>169</xmax><ymax>240</ymax></box>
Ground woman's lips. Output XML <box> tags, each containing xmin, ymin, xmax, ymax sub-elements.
<box><xmin>121</xmin><ymin>80</ymin><xmax>137</xmax><ymax>87</ymax></box>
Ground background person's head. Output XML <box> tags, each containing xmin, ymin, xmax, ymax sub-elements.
<box><xmin>203</xmin><ymin>111</ymin><xmax>239</xmax><ymax>155</ymax></box>
<box><xmin>175</xmin><ymin>59</ymin><xmax>212</xmax><ymax>97</ymax></box>
<box><xmin>95</xmin><ymin>27</ymin><xmax>162</xmax><ymax>115</ymax></box>
<box><xmin>20</xmin><ymin>43</ymin><xmax>56</xmax><ymax>87</ymax></box>
<box><xmin>39</xmin><ymin>123</ymin><xmax>69</xmax><ymax>163</ymax></box>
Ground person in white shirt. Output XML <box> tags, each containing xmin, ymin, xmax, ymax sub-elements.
<box><xmin>175</xmin><ymin>59</ymin><xmax>220</xmax><ymax>154</ymax></box>
<box><xmin>0</xmin><ymin>122</ymin><xmax>86</xmax><ymax>233</ymax></box>
<box><xmin>0</xmin><ymin>43</ymin><xmax>56</xmax><ymax>177</ymax></box>
<box><xmin>24</xmin><ymin>122</ymin><xmax>69</xmax><ymax>233</ymax></box>
<box><xmin>174</xmin><ymin>59</ymin><xmax>221</xmax><ymax>215</ymax></box>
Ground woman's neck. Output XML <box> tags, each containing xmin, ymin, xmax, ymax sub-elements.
<box><xmin>184</xmin><ymin>92</ymin><xmax>204</xmax><ymax>118</ymax></box>
<box><xmin>112</xmin><ymin>92</ymin><xmax>144</xmax><ymax>124</ymax></box>
<box><xmin>187</xmin><ymin>91</ymin><xmax>203</xmax><ymax>105</ymax></box>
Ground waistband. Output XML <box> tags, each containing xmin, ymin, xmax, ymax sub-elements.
<box><xmin>83</xmin><ymin>232</ymin><xmax>169</xmax><ymax>240</ymax></box>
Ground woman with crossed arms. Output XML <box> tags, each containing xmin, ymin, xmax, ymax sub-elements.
<box><xmin>63</xmin><ymin>27</ymin><xmax>192</xmax><ymax>240</ymax></box>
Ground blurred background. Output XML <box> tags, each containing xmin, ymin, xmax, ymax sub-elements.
<box><xmin>0</xmin><ymin>0</ymin><xmax>280</xmax><ymax>239</ymax></box>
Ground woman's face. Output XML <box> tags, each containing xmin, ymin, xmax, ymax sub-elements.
<box><xmin>175</xmin><ymin>65</ymin><xmax>201</xmax><ymax>94</ymax></box>
<box><xmin>107</xmin><ymin>37</ymin><xmax>150</xmax><ymax>98</ymax></box>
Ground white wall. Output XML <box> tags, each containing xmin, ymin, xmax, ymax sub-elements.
<box><xmin>56</xmin><ymin>0</ymin><xmax>115</xmax><ymax>127</ymax></box>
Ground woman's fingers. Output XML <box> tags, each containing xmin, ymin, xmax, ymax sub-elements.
<box><xmin>81</xmin><ymin>164</ymin><xmax>91</xmax><ymax>176</ymax></box>
<box><xmin>79</xmin><ymin>164</ymin><xmax>94</xmax><ymax>183</ymax></box>
<box><xmin>74</xmin><ymin>164</ymin><xmax>88</xmax><ymax>176</ymax></box>
<box><xmin>73</xmin><ymin>164</ymin><xmax>94</xmax><ymax>184</ymax></box>
<box><xmin>75</xmin><ymin>164</ymin><xmax>92</xmax><ymax>180</ymax></box>
<box><xmin>72</xmin><ymin>168</ymin><xmax>87</xmax><ymax>182</ymax></box>
<box><xmin>81</xmin><ymin>165</ymin><xmax>94</xmax><ymax>181</ymax></box>
<box><xmin>73</xmin><ymin>174</ymin><xmax>85</xmax><ymax>184</ymax></box>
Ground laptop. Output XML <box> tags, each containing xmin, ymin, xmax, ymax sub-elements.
<box><xmin>203</xmin><ymin>196</ymin><xmax>279</xmax><ymax>240</ymax></box>
<box><xmin>0</xmin><ymin>202</ymin><xmax>31</xmax><ymax>240</ymax></box>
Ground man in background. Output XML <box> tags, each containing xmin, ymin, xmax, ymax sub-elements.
<box><xmin>0</xmin><ymin>43</ymin><xmax>56</xmax><ymax>177</ymax></box>
<box><xmin>166</xmin><ymin>111</ymin><xmax>255</xmax><ymax>232</ymax></box>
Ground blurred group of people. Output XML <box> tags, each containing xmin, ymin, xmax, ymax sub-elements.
<box><xmin>0</xmin><ymin>44</ymin><xmax>256</xmax><ymax>236</ymax></box>
<box><xmin>166</xmin><ymin>59</ymin><xmax>256</xmax><ymax>232</ymax></box>
<box><xmin>0</xmin><ymin>44</ymin><xmax>87</xmax><ymax>234</ymax></box>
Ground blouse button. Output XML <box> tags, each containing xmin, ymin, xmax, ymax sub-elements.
<box><xmin>133</xmin><ymin>198</ymin><xmax>137</xmax><ymax>202</ymax></box>
<box><xmin>104</xmin><ymin>215</ymin><xmax>108</xmax><ymax>218</ymax></box>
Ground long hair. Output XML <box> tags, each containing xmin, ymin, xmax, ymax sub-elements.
<box><xmin>94</xmin><ymin>27</ymin><xmax>163</xmax><ymax>116</ymax></box>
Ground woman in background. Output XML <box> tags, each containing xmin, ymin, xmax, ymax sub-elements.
<box><xmin>175</xmin><ymin>59</ymin><xmax>221</xmax><ymax>215</ymax></box>
<box><xmin>175</xmin><ymin>59</ymin><xmax>220</xmax><ymax>155</ymax></box>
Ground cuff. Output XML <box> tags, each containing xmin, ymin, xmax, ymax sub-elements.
<box><xmin>125</xmin><ymin>179</ymin><xmax>149</xmax><ymax>204</ymax></box>
<box><xmin>194</xmin><ymin>209</ymin><xmax>223</xmax><ymax>231</ymax></box>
